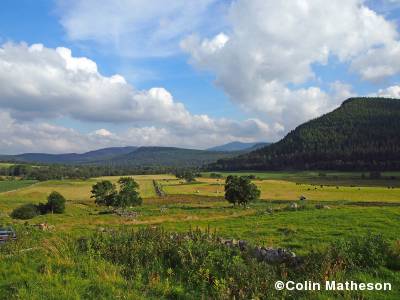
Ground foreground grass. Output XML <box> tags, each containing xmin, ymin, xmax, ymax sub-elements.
<box><xmin>0</xmin><ymin>226</ymin><xmax>399</xmax><ymax>299</ymax></box>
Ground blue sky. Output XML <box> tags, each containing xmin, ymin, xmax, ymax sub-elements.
<box><xmin>0</xmin><ymin>0</ymin><xmax>400</xmax><ymax>153</ymax></box>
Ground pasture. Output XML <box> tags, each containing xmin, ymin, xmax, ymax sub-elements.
<box><xmin>0</xmin><ymin>173</ymin><xmax>399</xmax><ymax>249</ymax></box>
<box><xmin>0</xmin><ymin>172</ymin><xmax>399</xmax><ymax>299</ymax></box>
<box><xmin>0</xmin><ymin>179</ymin><xmax>37</xmax><ymax>193</ymax></box>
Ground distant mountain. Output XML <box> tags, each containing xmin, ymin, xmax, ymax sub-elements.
<box><xmin>110</xmin><ymin>147</ymin><xmax>239</xmax><ymax>168</ymax></box>
<box><xmin>207</xmin><ymin>141</ymin><xmax>270</xmax><ymax>152</ymax></box>
<box><xmin>210</xmin><ymin>97</ymin><xmax>400</xmax><ymax>171</ymax></box>
<box><xmin>9</xmin><ymin>146</ymin><xmax>137</xmax><ymax>164</ymax></box>
<box><xmin>1</xmin><ymin>146</ymin><xmax>238</xmax><ymax>168</ymax></box>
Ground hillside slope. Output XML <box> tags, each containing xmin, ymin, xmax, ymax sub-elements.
<box><xmin>10</xmin><ymin>146</ymin><xmax>137</xmax><ymax>164</ymax></box>
<box><xmin>207</xmin><ymin>141</ymin><xmax>269</xmax><ymax>152</ymax></box>
<box><xmin>210</xmin><ymin>98</ymin><xmax>400</xmax><ymax>171</ymax></box>
<box><xmin>110</xmin><ymin>147</ymin><xmax>239</xmax><ymax>168</ymax></box>
<box><xmin>3</xmin><ymin>146</ymin><xmax>240</xmax><ymax>168</ymax></box>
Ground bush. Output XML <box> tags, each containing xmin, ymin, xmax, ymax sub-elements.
<box><xmin>306</xmin><ymin>234</ymin><xmax>391</xmax><ymax>276</ymax></box>
<box><xmin>77</xmin><ymin>228</ymin><xmax>396</xmax><ymax>299</ymax></box>
<box><xmin>91</xmin><ymin>178</ymin><xmax>142</xmax><ymax>208</ymax></box>
<box><xmin>10</xmin><ymin>203</ymin><xmax>40</xmax><ymax>220</ymax></box>
<box><xmin>47</xmin><ymin>191</ymin><xmax>66</xmax><ymax>213</ymax></box>
<box><xmin>225</xmin><ymin>175</ymin><xmax>260</xmax><ymax>206</ymax></box>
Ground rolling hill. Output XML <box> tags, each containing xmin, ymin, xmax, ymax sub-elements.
<box><xmin>1</xmin><ymin>146</ymin><xmax>239</xmax><ymax>168</ymax></box>
<box><xmin>109</xmin><ymin>147</ymin><xmax>239</xmax><ymax>168</ymax></box>
<box><xmin>207</xmin><ymin>141</ymin><xmax>270</xmax><ymax>152</ymax></box>
<box><xmin>4</xmin><ymin>146</ymin><xmax>137</xmax><ymax>164</ymax></box>
<box><xmin>209</xmin><ymin>97</ymin><xmax>400</xmax><ymax>171</ymax></box>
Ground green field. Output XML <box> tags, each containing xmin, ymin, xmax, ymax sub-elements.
<box><xmin>0</xmin><ymin>180</ymin><xmax>37</xmax><ymax>193</ymax></box>
<box><xmin>0</xmin><ymin>172</ymin><xmax>399</xmax><ymax>299</ymax></box>
<box><xmin>0</xmin><ymin>162</ymin><xmax>15</xmax><ymax>168</ymax></box>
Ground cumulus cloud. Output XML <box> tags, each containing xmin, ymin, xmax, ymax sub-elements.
<box><xmin>351</xmin><ymin>42</ymin><xmax>400</xmax><ymax>81</ymax></box>
<box><xmin>0</xmin><ymin>42</ymin><xmax>274</xmax><ymax>153</ymax></box>
<box><xmin>0</xmin><ymin>111</ymin><xmax>275</xmax><ymax>154</ymax></box>
<box><xmin>376</xmin><ymin>84</ymin><xmax>400</xmax><ymax>97</ymax></box>
<box><xmin>0</xmin><ymin>42</ymin><xmax>195</xmax><ymax>124</ymax></box>
<box><xmin>182</xmin><ymin>0</ymin><xmax>400</xmax><ymax>131</ymax></box>
<box><xmin>57</xmin><ymin>0</ymin><xmax>224</xmax><ymax>57</ymax></box>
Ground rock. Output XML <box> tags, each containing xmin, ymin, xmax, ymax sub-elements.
<box><xmin>238</xmin><ymin>240</ymin><xmax>247</xmax><ymax>250</ymax></box>
<box><xmin>263</xmin><ymin>247</ymin><xmax>296</xmax><ymax>264</ymax></box>
<box><xmin>315</xmin><ymin>204</ymin><xmax>331</xmax><ymax>209</ymax></box>
<box><xmin>253</xmin><ymin>247</ymin><xmax>264</xmax><ymax>260</ymax></box>
<box><xmin>115</xmin><ymin>209</ymin><xmax>138</xmax><ymax>218</ymax></box>
<box><xmin>265</xmin><ymin>208</ymin><xmax>274</xmax><ymax>214</ymax></box>
<box><xmin>224</xmin><ymin>240</ymin><xmax>233</xmax><ymax>247</ymax></box>
<box><xmin>35</xmin><ymin>223</ymin><xmax>49</xmax><ymax>231</ymax></box>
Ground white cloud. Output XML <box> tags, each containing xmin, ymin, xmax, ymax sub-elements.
<box><xmin>0</xmin><ymin>111</ymin><xmax>275</xmax><ymax>154</ymax></box>
<box><xmin>376</xmin><ymin>84</ymin><xmax>400</xmax><ymax>97</ymax></box>
<box><xmin>0</xmin><ymin>42</ymin><xmax>274</xmax><ymax>153</ymax></box>
<box><xmin>350</xmin><ymin>42</ymin><xmax>400</xmax><ymax>81</ymax></box>
<box><xmin>93</xmin><ymin>129</ymin><xmax>113</xmax><ymax>137</ymax></box>
<box><xmin>182</xmin><ymin>0</ymin><xmax>400</xmax><ymax>131</ymax></box>
<box><xmin>57</xmin><ymin>0</ymin><xmax>224</xmax><ymax>57</ymax></box>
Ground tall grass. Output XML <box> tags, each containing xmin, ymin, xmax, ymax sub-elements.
<box><xmin>77</xmin><ymin>227</ymin><xmax>400</xmax><ymax>299</ymax></box>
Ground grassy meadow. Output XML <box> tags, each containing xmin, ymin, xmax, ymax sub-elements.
<box><xmin>0</xmin><ymin>172</ymin><xmax>399</xmax><ymax>299</ymax></box>
<box><xmin>0</xmin><ymin>179</ymin><xmax>37</xmax><ymax>193</ymax></box>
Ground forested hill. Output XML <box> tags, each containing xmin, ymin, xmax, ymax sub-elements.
<box><xmin>109</xmin><ymin>147</ymin><xmax>240</xmax><ymax>168</ymax></box>
<box><xmin>209</xmin><ymin>97</ymin><xmax>400</xmax><ymax>171</ymax></box>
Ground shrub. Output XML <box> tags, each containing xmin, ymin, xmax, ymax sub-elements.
<box><xmin>90</xmin><ymin>180</ymin><xmax>117</xmax><ymax>206</ymax></box>
<box><xmin>47</xmin><ymin>191</ymin><xmax>66</xmax><ymax>213</ymax></box>
<box><xmin>307</xmin><ymin>234</ymin><xmax>391</xmax><ymax>275</ymax></box>
<box><xmin>10</xmin><ymin>203</ymin><xmax>40</xmax><ymax>220</ymax></box>
<box><xmin>114</xmin><ymin>177</ymin><xmax>142</xmax><ymax>208</ymax></box>
<box><xmin>91</xmin><ymin>178</ymin><xmax>142</xmax><ymax>208</ymax></box>
<box><xmin>225</xmin><ymin>175</ymin><xmax>260</xmax><ymax>206</ymax></box>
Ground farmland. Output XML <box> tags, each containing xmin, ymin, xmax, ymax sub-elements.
<box><xmin>0</xmin><ymin>172</ymin><xmax>399</xmax><ymax>299</ymax></box>
<box><xmin>0</xmin><ymin>180</ymin><xmax>37</xmax><ymax>193</ymax></box>
<box><xmin>0</xmin><ymin>173</ymin><xmax>399</xmax><ymax>246</ymax></box>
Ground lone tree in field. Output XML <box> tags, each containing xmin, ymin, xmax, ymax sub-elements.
<box><xmin>91</xmin><ymin>177</ymin><xmax>142</xmax><ymax>209</ymax></box>
<box><xmin>114</xmin><ymin>177</ymin><xmax>142</xmax><ymax>208</ymax></box>
<box><xmin>47</xmin><ymin>191</ymin><xmax>66</xmax><ymax>213</ymax></box>
<box><xmin>91</xmin><ymin>180</ymin><xmax>117</xmax><ymax>206</ymax></box>
<box><xmin>224</xmin><ymin>175</ymin><xmax>260</xmax><ymax>207</ymax></box>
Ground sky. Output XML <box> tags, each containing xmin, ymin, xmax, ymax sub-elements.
<box><xmin>0</xmin><ymin>0</ymin><xmax>400</xmax><ymax>154</ymax></box>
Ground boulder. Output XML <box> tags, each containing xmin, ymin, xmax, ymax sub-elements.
<box><xmin>263</xmin><ymin>247</ymin><xmax>296</xmax><ymax>264</ymax></box>
<box><xmin>238</xmin><ymin>240</ymin><xmax>247</xmax><ymax>250</ymax></box>
<box><xmin>315</xmin><ymin>204</ymin><xmax>331</xmax><ymax>209</ymax></box>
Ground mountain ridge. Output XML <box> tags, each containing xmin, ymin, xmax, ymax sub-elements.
<box><xmin>207</xmin><ymin>141</ymin><xmax>270</xmax><ymax>152</ymax></box>
<box><xmin>209</xmin><ymin>97</ymin><xmax>400</xmax><ymax>171</ymax></box>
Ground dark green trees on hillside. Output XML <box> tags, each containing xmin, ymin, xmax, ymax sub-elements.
<box><xmin>224</xmin><ymin>175</ymin><xmax>260</xmax><ymax>206</ymax></box>
<box><xmin>211</xmin><ymin>98</ymin><xmax>400</xmax><ymax>171</ymax></box>
<box><xmin>91</xmin><ymin>177</ymin><xmax>142</xmax><ymax>208</ymax></box>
